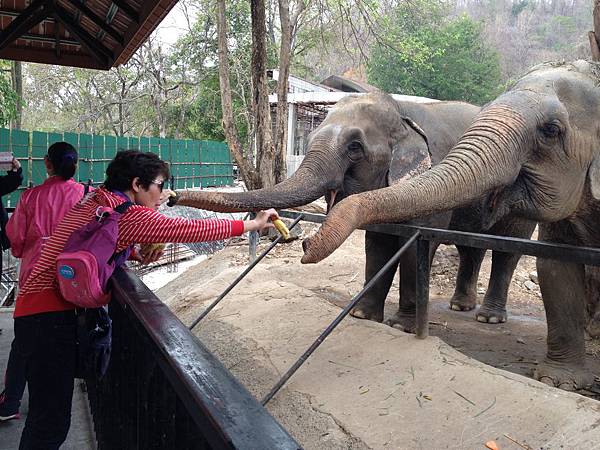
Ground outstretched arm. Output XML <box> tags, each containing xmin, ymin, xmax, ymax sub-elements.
<box><xmin>117</xmin><ymin>207</ymin><xmax>277</xmax><ymax>249</ymax></box>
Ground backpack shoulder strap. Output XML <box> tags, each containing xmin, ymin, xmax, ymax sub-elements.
<box><xmin>114</xmin><ymin>201</ymin><xmax>134</xmax><ymax>214</ymax></box>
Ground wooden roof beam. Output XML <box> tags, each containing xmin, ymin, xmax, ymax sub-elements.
<box><xmin>54</xmin><ymin>20</ymin><xmax>62</xmax><ymax>57</ymax></box>
<box><xmin>0</xmin><ymin>0</ymin><xmax>51</xmax><ymax>51</ymax></box>
<box><xmin>53</xmin><ymin>4</ymin><xmax>113</xmax><ymax>66</ymax></box>
<box><xmin>110</xmin><ymin>0</ymin><xmax>139</xmax><ymax>23</ymax></box>
<box><xmin>0</xmin><ymin>8</ymin><xmax>55</xmax><ymax>23</ymax></box>
<box><xmin>64</xmin><ymin>0</ymin><xmax>124</xmax><ymax>45</ymax></box>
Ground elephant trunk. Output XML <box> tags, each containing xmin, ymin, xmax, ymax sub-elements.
<box><xmin>175</xmin><ymin>166</ymin><xmax>325</xmax><ymax>212</ymax></box>
<box><xmin>302</xmin><ymin>106</ymin><xmax>528</xmax><ymax>263</ymax></box>
<box><xmin>175</xmin><ymin>134</ymin><xmax>341</xmax><ymax>212</ymax></box>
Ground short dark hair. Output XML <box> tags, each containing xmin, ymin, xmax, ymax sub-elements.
<box><xmin>47</xmin><ymin>142</ymin><xmax>78</xmax><ymax>180</ymax></box>
<box><xmin>104</xmin><ymin>150</ymin><xmax>170</xmax><ymax>192</ymax></box>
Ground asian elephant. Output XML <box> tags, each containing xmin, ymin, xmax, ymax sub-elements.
<box><xmin>301</xmin><ymin>60</ymin><xmax>600</xmax><ymax>390</ymax></box>
<box><xmin>170</xmin><ymin>93</ymin><xmax>533</xmax><ymax>326</ymax></box>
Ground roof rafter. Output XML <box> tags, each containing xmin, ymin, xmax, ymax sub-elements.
<box><xmin>0</xmin><ymin>0</ymin><xmax>51</xmax><ymax>51</ymax></box>
<box><xmin>53</xmin><ymin>4</ymin><xmax>113</xmax><ymax>67</ymax></box>
<box><xmin>64</xmin><ymin>0</ymin><xmax>124</xmax><ymax>45</ymax></box>
<box><xmin>110</xmin><ymin>0</ymin><xmax>138</xmax><ymax>23</ymax></box>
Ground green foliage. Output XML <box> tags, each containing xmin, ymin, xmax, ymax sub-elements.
<box><xmin>534</xmin><ymin>16</ymin><xmax>577</xmax><ymax>51</ymax></box>
<box><xmin>169</xmin><ymin>0</ymin><xmax>277</xmax><ymax>145</ymax></box>
<box><xmin>510</xmin><ymin>0</ymin><xmax>529</xmax><ymax>18</ymax></box>
<box><xmin>0</xmin><ymin>60</ymin><xmax>18</xmax><ymax>127</ymax></box>
<box><xmin>367</xmin><ymin>8</ymin><xmax>503</xmax><ymax>105</ymax></box>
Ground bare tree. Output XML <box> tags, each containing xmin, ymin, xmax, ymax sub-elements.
<box><xmin>217</xmin><ymin>0</ymin><xmax>262</xmax><ymax>189</ymax></box>
<box><xmin>273</xmin><ymin>0</ymin><xmax>306</xmax><ymax>183</ymax></box>
<box><xmin>590</xmin><ymin>0</ymin><xmax>600</xmax><ymax>60</ymax></box>
<box><xmin>10</xmin><ymin>62</ymin><xmax>22</xmax><ymax>129</ymax></box>
<box><xmin>251</xmin><ymin>0</ymin><xmax>277</xmax><ymax>188</ymax></box>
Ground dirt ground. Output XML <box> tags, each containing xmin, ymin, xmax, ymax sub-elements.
<box><xmin>167</xmin><ymin>222</ymin><xmax>600</xmax><ymax>394</ymax></box>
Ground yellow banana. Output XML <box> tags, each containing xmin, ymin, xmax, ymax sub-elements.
<box><xmin>140</xmin><ymin>243</ymin><xmax>166</xmax><ymax>256</ymax></box>
<box><xmin>272</xmin><ymin>218</ymin><xmax>290</xmax><ymax>240</ymax></box>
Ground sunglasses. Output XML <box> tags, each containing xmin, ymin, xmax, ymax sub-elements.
<box><xmin>151</xmin><ymin>179</ymin><xmax>165</xmax><ymax>192</ymax></box>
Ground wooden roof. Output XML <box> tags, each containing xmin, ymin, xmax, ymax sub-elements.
<box><xmin>0</xmin><ymin>0</ymin><xmax>178</xmax><ymax>70</ymax></box>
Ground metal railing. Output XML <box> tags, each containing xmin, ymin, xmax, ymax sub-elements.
<box><xmin>86</xmin><ymin>268</ymin><xmax>299</xmax><ymax>450</ymax></box>
<box><xmin>278</xmin><ymin>210</ymin><xmax>600</xmax><ymax>340</ymax></box>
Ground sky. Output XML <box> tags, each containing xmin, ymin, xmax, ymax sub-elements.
<box><xmin>153</xmin><ymin>2</ymin><xmax>199</xmax><ymax>47</ymax></box>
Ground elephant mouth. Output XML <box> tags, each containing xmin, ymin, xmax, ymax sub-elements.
<box><xmin>326</xmin><ymin>187</ymin><xmax>353</xmax><ymax>214</ymax></box>
<box><xmin>326</xmin><ymin>190</ymin><xmax>339</xmax><ymax>214</ymax></box>
<box><xmin>487</xmin><ymin>188</ymin><xmax>502</xmax><ymax>213</ymax></box>
<box><xmin>481</xmin><ymin>188</ymin><xmax>505</xmax><ymax>230</ymax></box>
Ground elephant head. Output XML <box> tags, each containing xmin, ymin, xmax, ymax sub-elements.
<box><xmin>302</xmin><ymin>60</ymin><xmax>600</xmax><ymax>263</ymax></box>
<box><xmin>172</xmin><ymin>93</ymin><xmax>432</xmax><ymax>213</ymax></box>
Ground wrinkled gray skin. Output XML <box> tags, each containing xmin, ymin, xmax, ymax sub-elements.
<box><xmin>302</xmin><ymin>60</ymin><xmax>600</xmax><ymax>390</ymax></box>
<box><xmin>174</xmin><ymin>93</ymin><xmax>534</xmax><ymax>327</ymax></box>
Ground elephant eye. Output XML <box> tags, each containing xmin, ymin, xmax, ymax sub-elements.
<box><xmin>539</xmin><ymin>122</ymin><xmax>561</xmax><ymax>138</ymax></box>
<box><xmin>347</xmin><ymin>141</ymin><xmax>363</xmax><ymax>161</ymax></box>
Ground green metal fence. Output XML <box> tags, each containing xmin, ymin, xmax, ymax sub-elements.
<box><xmin>0</xmin><ymin>129</ymin><xmax>234</xmax><ymax>207</ymax></box>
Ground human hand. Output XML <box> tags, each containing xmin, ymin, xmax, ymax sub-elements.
<box><xmin>167</xmin><ymin>190</ymin><xmax>179</xmax><ymax>207</ymax></box>
<box><xmin>11</xmin><ymin>158</ymin><xmax>20</xmax><ymax>171</ymax></box>
<box><xmin>138</xmin><ymin>243</ymin><xmax>165</xmax><ymax>265</ymax></box>
<box><xmin>243</xmin><ymin>208</ymin><xmax>277</xmax><ymax>233</ymax></box>
<box><xmin>160</xmin><ymin>189</ymin><xmax>176</xmax><ymax>205</ymax></box>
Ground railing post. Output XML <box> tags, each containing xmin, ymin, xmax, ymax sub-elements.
<box><xmin>415</xmin><ymin>238</ymin><xmax>430</xmax><ymax>339</ymax></box>
<box><xmin>249</xmin><ymin>212</ymin><xmax>258</xmax><ymax>262</ymax></box>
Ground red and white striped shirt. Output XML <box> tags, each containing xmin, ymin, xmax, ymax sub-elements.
<box><xmin>15</xmin><ymin>187</ymin><xmax>244</xmax><ymax>318</ymax></box>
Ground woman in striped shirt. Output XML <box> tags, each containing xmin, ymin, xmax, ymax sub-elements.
<box><xmin>14</xmin><ymin>150</ymin><xmax>277</xmax><ymax>450</ymax></box>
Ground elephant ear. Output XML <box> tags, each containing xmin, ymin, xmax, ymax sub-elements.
<box><xmin>588</xmin><ymin>154</ymin><xmax>600</xmax><ymax>200</ymax></box>
<box><xmin>388</xmin><ymin>117</ymin><xmax>432</xmax><ymax>185</ymax></box>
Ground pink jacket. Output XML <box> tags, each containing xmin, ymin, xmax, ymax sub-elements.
<box><xmin>7</xmin><ymin>177</ymin><xmax>86</xmax><ymax>286</ymax></box>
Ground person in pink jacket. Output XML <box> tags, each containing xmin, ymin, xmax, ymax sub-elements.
<box><xmin>0</xmin><ymin>142</ymin><xmax>84</xmax><ymax>422</ymax></box>
<box><xmin>8</xmin><ymin>144</ymin><xmax>86</xmax><ymax>286</ymax></box>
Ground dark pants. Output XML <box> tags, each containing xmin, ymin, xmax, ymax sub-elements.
<box><xmin>14</xmin><ymin>311</ymin><xmax>77</xmax><ymax>450</ymax></box>
<box><xmin>2</xmin><ymin>336</ymin><xmax>27</xmax><ymax>412</ymax></box>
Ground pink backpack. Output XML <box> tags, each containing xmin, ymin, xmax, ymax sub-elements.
<box><xmin>56</xmin><ymin>202</ymin><xmax>133</xmax><ymax>308</ymax></box>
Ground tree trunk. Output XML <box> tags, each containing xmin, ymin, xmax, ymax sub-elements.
<box><xmin>216</xmin><ymin>0</ymin><xmax>261</xmax><ymax>190</ymax></box>
<box><xmin>251</xmin><ymin>0</ymin><xmax>276</xmax><ymax>188</ymax></box>
<box><xmin>273</xmin><ymin>1</ymin><xmax>306</xmax><ymax>183</ymax></box>
<box><xmin>11</xmin><ymin>61</ymin><xmax>22</xmax><ymax>129</ymax></box>
<box><xmin>590</xmin><ymin>0</ymin><xmax>600</xmax><ymax>61</ymax></box>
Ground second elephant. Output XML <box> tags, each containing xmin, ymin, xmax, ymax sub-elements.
<box><xmin>172</xmin><ymin>93</ymin><xmax>535</xmax><ymax>327</ymax></box>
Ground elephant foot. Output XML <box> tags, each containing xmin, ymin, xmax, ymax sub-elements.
<box><xmin>350</xmin><ymin>302</ymin><xmax>383</xmax><ymax>322</ymax></box>
<box><xmin>384</xmin><ymin>311</ymin><xmax>416</xmax><ymax>334</ymax></box>
<box><xmin>449</xmin><ymin>293</ymin><xmax>476</xmax><ymax>312</ymax></box>
<box><xmin>475</xmin><ymin>304</ymin><xmax>507</xmax><ymax>324</ymax></box>
<box><xmin>534</xmin><ymin>360</ymin><xmax>594</xmax><ymax>391</ymax></box>
<box><xmin>586</xmin><ymin>314</ymin><xmax>600</xmax><ymax>339</ymax></box>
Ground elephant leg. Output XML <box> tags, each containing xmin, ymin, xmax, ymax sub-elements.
<box><xmin>475</xmin><ymin>250</ymin><xmax>519</xmax><ymax>324</ymax></box>
<box><xmin>350</xmin><ymin>231</ymin><xmax>398</xmax><ymax>322</ymax></box>
<box><xmin>385</xmin><ymin>241</ymin><xmax>439</xmax><ymax>333</ymax></box>
<box><xmin>534</xmin><ymin>227</ymin><xmax>592</xmax><ymax>390</ymax></box>
<box><xmin>584</xmin><ymin>266</ymin><xmax>600</xmax><ymax>339</ymax></box>
<box><xmin>477</xmin><ymin>219</ymin><xmax>536</xmax><ymax>324</ymax></box>
<box><xmin>450</xmin><ymin>245</ymin><xmax>485</xmax><ymax>311</ymax></box>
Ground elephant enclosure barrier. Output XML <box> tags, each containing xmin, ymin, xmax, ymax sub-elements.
<box><xmin>220</xmin><ymin>209</ymin><xmax>600</xmax><ymax>405</ymax></box>
<box><xmin>277</xmin><ymin>210</ymin><xmax>600</xmax><ymax>339</ymax></box>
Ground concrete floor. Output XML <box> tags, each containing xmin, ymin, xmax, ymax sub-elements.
<box><xmin>0</xmin><ymin>308</ymin><xmax>96</xmax><ymax>450</ymax></box>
